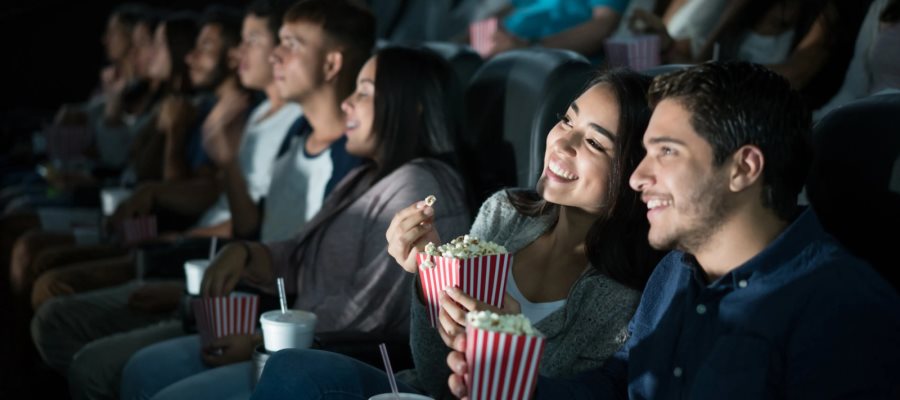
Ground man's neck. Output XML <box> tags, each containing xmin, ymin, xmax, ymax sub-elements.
<box><xmin>299</xmin><ymin>88</ymin><xmax>345</xmax><ymax>155</ymax></box>
<box><xmin>693</xmin><ymin>204</ymin><xmax>789</xmax><ymax>282</ymax></box>
<box><xmin>257</xmin><ymin>82</ymin><xmax>286</xmax><ymax>122</ymax></box>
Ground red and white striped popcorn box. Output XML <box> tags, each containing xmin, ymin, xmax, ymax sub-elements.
<box><xmin>191</xmin><ymin>293</ymin><xmax>260</xmax><ymax>346</ymax></box>
<box><xmin>465</xmin><ymin>324</ymin><xmax>546</xmax><ymax>400</ymax></box>
<box><xmin>603</xmin><ymin>34</ymin><xmax>661</xmax><ymax>72</ymax></box>
<box><xmin>470</xmin><ymin>17</ymin><xmax>498</xmax><ymax>57</ymax></box>
<box><xmin>120</xmin><ymin>215</ymin><xmax>158</xmax><ymax>244</ymax></box>
<box><xmin>417</xmin><ymin>253</ymin><xmax>513</xmax><ymax>328</ymax></box>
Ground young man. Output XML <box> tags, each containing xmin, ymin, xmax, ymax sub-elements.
<box><xmin>446</xmin><ymin>62</ymin><xmax>900</xmax><ymax>398</ymax></box>
<box><xmin>30</xmin><ymin>1</ymin><xmax>372</xmax><ymax>399</ymax></box>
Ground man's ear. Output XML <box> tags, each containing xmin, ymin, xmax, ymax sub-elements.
<box><xmin>729</xmin><ymin>145</ymin><xmax>764</xmax><ymax>192</ymax></box>
<box><xmin>323</xmin><ymin>50</ymin><xmax>343</xmax><ymax>82</ymax></box>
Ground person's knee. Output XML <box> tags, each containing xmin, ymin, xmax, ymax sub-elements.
<box><xmin>31</xmin><ymin>296</ymin><xmax>69</xmax><ymax>370</ymax></box>
<box><xmin>10</xmin><ymin>230</ymin><xmax>43</xmax><ymax>293</ymax></box>
<box><xmin>32</xmin><ymin>268</ymin><xmax>75</xmax><ymax>310</ymax></box>
<box><xmin>69</xmin><ymin>341</ymin><xmax>120</xmax><ymax>400</ymax></box>
<box><xmin>265</xmin><ymin>349</ymin><xmax>329</xmax><ymax>382</ymax></box>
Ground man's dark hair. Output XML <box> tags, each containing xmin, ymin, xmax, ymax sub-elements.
<box><xmin>246</xmin><ymin>0</ymin><xmax>295</xmax><ymax>39</ymax></box>
<box><xmin>284</xmin><ymin>0</ymin><xmax>376</xmax><ymax>99</ymax></box>
<box><xmin>648</xmin><ymin>61</ymin><xmax>812</xmax><ymax>221</ymax></box>
<box><xmin>112</xmin><ymin>3</ymin><xmax>149</xmax><ymax>31</ymax></box>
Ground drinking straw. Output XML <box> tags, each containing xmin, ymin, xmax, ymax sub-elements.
<box><xmin>378</xmin><ymin>343</ymin><xmax>400</xmax><ymax>399</ymax></box>
<box><xmin>209</xmin><ymin>237</ymin><xmax>218</xmax><ymax>260</ymax></box>
<box><xmin>276</xmin><ymin>277</ymin><xmax>288</xmax><ymax>314</ymax></box>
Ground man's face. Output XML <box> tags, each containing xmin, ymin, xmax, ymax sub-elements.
<box><xmin>185</xmin><ymin>24</ymin><xmax>226</xmax><ymax>89</ymax></box>
<box><xmin>270</xmin><ymin>21</ymin><xmax>327</xmax><ymax>102</ymax></box>
<box><xmin>238</xmin><ymin>15</ymin><xmax>276</xmax><ymax>90</ymax></box>
<box><xmin>629</xmin><ymin>99</ymin><xmax>733</xmax><ymax>253</ymax></box>
<box><xmin>103</xmin><ymin>14</ymin><xmax>132</xmax><ymax>63</ymax></box>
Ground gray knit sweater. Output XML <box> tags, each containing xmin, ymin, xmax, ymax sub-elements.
<box><xmin>401</xmin><ymin>190</ymin><xmax>642</xmax><ymax>399</ymax></box>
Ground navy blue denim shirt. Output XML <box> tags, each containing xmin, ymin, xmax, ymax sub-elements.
<box><xmin>536</xmin><ymin>209</ymin><xmax>900</xmax><ymax>399</ymax></box>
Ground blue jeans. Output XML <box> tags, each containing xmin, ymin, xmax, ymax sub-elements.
<box><xmin>120</xmin><ymin>334</ymin><xmax>252</xmax><ymax>400</ymax></box>
<box><xmin>251</xmin><ymin>349</ymin><xmax>423</xmax><ymax>400</ymax></box>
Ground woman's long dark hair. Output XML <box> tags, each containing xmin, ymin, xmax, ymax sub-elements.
<box><xmin>161</xmin><ymin>12</ymin><xmax>198</xmax><ymax>95</ymax></box>
<box><xmin>508</xmin><ymin>69</ymin><xmax>664</xmax><ymax>290</ymax></box>
<box><xmin>332</xmin><ymin>46</ymin><xmax>472</xmax><ymax>209</ymax></box>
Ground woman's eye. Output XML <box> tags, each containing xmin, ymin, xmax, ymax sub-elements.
<box><xmin>557</xmin><ymin>113</ymin><xmax>574</xmax><ymax>128</ymax></box>
<box><xmin>586</xmin><ymin>138</ymin><xmax>605</xmax><ymax>152</ymax></box>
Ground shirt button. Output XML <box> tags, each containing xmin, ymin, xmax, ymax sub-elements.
<box><xmin>738</xmin><ymin>280</ymin><xmax>748</xmax><ymax>288</ymax></box>
<box><xmin>673</xmin><ymin>367</ymin><xmax>683</xmax><ymax>377</ymax></box>
<box><xmin>696</xmin><ymin>304</ymin><xmax>707</xmax><ymax>315</ymax></box>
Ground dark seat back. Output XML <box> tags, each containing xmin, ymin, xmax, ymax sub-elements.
<box><xmin>806</xmin><ymin>93</ymin><xmax>900</xmax><ymax>289</ymax></box>
<box><xmin>421</xmin><ymin>42</ymin><xmax>483</xmax><ymax>86</ymax></box>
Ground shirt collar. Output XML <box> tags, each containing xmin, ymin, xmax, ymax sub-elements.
<box><xmin>677</xmin><ymin>207</ymin><xmax>828</xmax><ymax>290</ymax></box>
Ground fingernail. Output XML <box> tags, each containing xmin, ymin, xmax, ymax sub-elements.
<box><xmin>423</xmin><ymin>207</ymin><xmax>434</xmax><ymax>216</ymax></box>
<box><xmin>415</xmin><ymin>202</ymin><xmax>425</xmax><ymax>209</ymax></box>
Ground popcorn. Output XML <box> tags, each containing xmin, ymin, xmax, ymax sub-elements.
<box><xmin>417</xmin><ymin>235</ymin><xmax>513</xmax><ymax>327</ymax></box>
<box><xmin>466</xmin><ymin>310</ymin><xmax>539</xmax><ymax>337</ymax></box>
<box><xmin>426</xmin><ymin>235</ymin><xmax>507</xmax><ymax>259</ymax></box>
<box><xmin>424</xmin><ymin>195</ymin><xmax>437</xmax><ymax>207</ymax></box>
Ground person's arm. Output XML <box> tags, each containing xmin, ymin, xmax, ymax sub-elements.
<box><xmin>766</xmin><ymin>4</ymin><xmax>836</xmax><ymax>89</ymax></box>
<box><xmin>183</xmin><ymin>220</ymin><xmax>233</xmax><ymax>238</ymax></box>
<box><xmin>202</xmin><ymin>240</ymin><xmax>276</xmax><ymax>297</ymax></box>
<box><xmin>539</xmin><ymin>6</ymin><xmax>622</xmax><ymax>55</ymax></box>
<box><xmin>201</xmin><ymin>91</ymin><xmax>257</xmax><ymax>238</ymax></box>
<box><xmin>219</xmin><ymin>160</ymin><xmax>260</xmax><ymax>239</ymax></box>
<box><xmin>157</xmin><ymin>96</ymin><xmax>198</xmax><ymax>181</ymax></box>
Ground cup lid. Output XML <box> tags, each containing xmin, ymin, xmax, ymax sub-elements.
<box><xmin>260</xmin><ymin>309</ymin><xmax>317</xmax><ymax>328</ymax></box>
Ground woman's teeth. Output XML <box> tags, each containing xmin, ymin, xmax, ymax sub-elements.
<box><xmin>549</xmin><ymin>161</ymin><xmax>577</xmax><ymax>180</ymax></box>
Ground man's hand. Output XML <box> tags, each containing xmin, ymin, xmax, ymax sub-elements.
<box><xmin>107</xmin><ymin>183</ymin><xmax>156</xmax><ymax>233</ymax></box>
<box><xmin>127</xmin><ymin>281</ymin><xmax>185</xmax><ymax>313</ymax></box>
<box><xmin>201</xmin><ymin>334</ymin><xmax>261</xmax><ymax>367</ymax></box>
<box><xmin>447</xmin><ymin>333</ymin><xmax>470</xmax><ymax>400</ymax></box>
<box><xmin>201</xmin><ymin>94</ymin><xmax>249</xmax><ymax>167</ymax></box>
<box><xmin>386</xmin><ymin>200</ymin><xmax>441</xmax><ymax>274</ymax></box>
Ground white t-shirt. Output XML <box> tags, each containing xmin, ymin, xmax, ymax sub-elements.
<box><xmin>193</xmin><ymin>100</ymin><xmax>303</xmax><ymax>228</ymax></box>
<box><xmin>260</xmin><ymin>134</ymin><xmax>333</xmax><ymax>242</ymax></box>
<box><xmin>506</xmin><ymin>268</ymin><xmax>566</xmax><ymax>325</ymax></box>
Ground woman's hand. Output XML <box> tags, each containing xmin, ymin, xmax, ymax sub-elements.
<box><xmin>201</xmin><ymin>334</ymin><xmax>261</xmax><ymax>367</ymax></box>
<box><xmin>628</xmin><ymin>8</ymin><xmax>674</xmax><ymax>51</ymax></box>
<box><xmin>446</xmin><ymin>333</ymin><xmax>470</xmax><ymax>400</ymax></box>
<box><xmin>200</xmin><ymin>243</ymin><xmax>247</xmax><ymax>297</ymax></box>
<box><xmin>437</xmin><ymin>288</ymin><xmax>521</xmax><ymax>346</ymax></box>
<box><xmin>200</xmin><ymin>242</ymin><xmax>272</xmax><ymax>297</ymax></box>
<box><xmin>386</xmin><ymin>200</ymin><xmax>441</xmax><ymax>274</ymax></box>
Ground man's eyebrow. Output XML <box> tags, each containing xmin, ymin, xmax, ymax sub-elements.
<box><xmin>646</xmin><ymin>136</ymin><xmax>687</xmax><ymax>146</ymax></box>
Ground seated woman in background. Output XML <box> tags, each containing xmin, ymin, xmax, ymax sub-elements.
<box><xmin>695</xmin><ymin>0</ymin><xmax>871</xmax><ymax>108</ymax></box>
<box><xmin>250</xmin><ymin>68</ymin><xmax>665</xmax><ymax>399</ymax></box>
<box><xmin>119</xmin><ymin>46</ymin><xmax>473</xmax><ymax>400</ymax></box>
<box><xmin>816</xmin><ymin>0</ymin><xmax>900</xmax><ymax>119</ymax></box>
